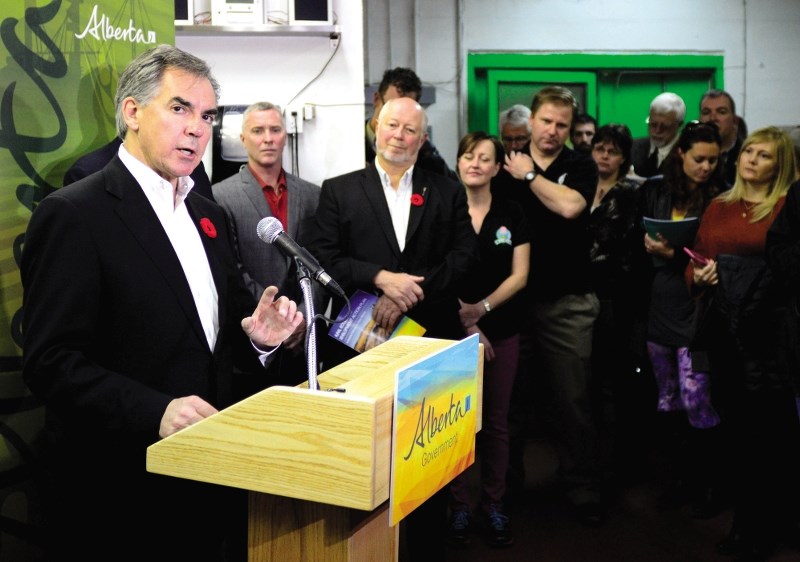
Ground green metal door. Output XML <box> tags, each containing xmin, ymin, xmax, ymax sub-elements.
<box><xmin>486</xmin><ymin>69</ymin><xmax>597</xmax><ymax>135</ymax></box>
<box><xmin>468</xmin><ymin>53</ymin><xmax>723</xmax><ymax>139</ymax></box>
<box><xmin>598</xmin><ymin>69</ymin><xmax>715</xmax><ymax>137</ymax></box>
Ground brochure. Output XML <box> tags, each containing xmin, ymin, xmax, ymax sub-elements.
<box><xmin>642</xmin><ymin>216</ymin><xmax>699</xmax><ymax>248</ymax></box>
<box><xmin>642</xmin><ymin>216</ymin><xmax>700</xmax><ymax>266</ymax></box>
<box><xmin>329</xmin><ymin>290</ymin><xmax>426</xmax><ymax>352</ymax></box>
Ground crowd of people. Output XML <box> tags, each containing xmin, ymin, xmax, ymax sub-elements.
<box><xmin>22</xmin><ymin>44</ymin><xmax>800</xmax><ymax>561</ymax></box>
<box><xmin>480</xmin><ymin>87</ymin><xmax>800</xmax><ymax>562</ymax></box>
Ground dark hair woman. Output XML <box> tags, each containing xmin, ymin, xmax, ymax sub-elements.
<box><xmin>587</xmin><ymin>123</ymin><xmax>651</xmax><ymax>480</ymax></box>
<box><xmin>637</xmin><ymin>120</ymin><xmax>727</xmax><ymax>518</ymax></box>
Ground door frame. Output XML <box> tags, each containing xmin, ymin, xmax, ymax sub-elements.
<box><xmin>467</xmin><ymin>52</ymin><xmax>724</xmax><ymax>133</ymax></box>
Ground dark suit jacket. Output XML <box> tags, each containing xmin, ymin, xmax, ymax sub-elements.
<box><xmin>631</xmin><ymin>137</ymin><xmax>662</xmax><ymax>178</ymax></box>
<box><xmin>213</xmin><ymin>165</ymin><xmax>322</xmax><ymax>386</ymax></box>
<box><xmin>22</xmin><ymin>155</ymin><xmax>262</xmax><ymax>559</ymax></box>
<box><xmin>63</xmin><ymin>137</ymin><xmax>215</xmax><ymax>201</ymax></box>
<box><xmin>309</xmin><ymin>164</ymin><xmax>478</xmax><ymax>366</ymax></box>
<box><xmin>212</xmin><ymin>164</ymin><xmax>320</xmax><ymax>302</ymax></box>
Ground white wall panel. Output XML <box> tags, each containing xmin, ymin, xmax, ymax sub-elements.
<box><xmin>365</xmin><ymin>0</ymin><xmax>800</xmax><ymax>172</ymax></box>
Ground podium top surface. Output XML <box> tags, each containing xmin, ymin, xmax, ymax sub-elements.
<box><xmin>147</xmin><ymin>337</ymin><xmax>479</xmax><ymax>510</ymax></box>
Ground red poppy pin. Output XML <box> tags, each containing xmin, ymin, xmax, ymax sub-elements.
<box><xmin>199</xmin><ymin>217</ymin><xmax>217</xmax><ymax>238</ymax></box>
<box><xmin>410</xmin><ymin>193</ymin><xmax>425</xmax><ymax>207</ymax></box>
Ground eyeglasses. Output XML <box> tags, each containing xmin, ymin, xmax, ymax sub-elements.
<box><xmin>502</xmin><ymin>135</ymin><xmax>530</xmax><ymax>143</ymax></box>
<box><xmin>591</xmin><ymin>145</ymin><xmax>622</xmax><ymax>157</ymax></box>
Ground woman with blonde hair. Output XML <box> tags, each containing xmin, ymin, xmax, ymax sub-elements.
<box><xmin>689</xmin><ymin>126</ymin><xmax>799</xmax><ymax>560</ymax></box>
<box><xmin>714</xmin><ymin>126</ymin><xmax>797</xmax><ymax>221</ymax></box>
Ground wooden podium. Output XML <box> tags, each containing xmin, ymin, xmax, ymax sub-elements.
<box><xmin>147</xmin><ymin>336</ymin><xmax>483</xmax><ymax>562</ymax></box>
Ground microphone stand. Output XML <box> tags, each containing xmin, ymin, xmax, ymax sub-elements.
<box><xmin>295</xmin><ymin>259</ymin><xmax>319</xmax><ymax>391</ymax></box>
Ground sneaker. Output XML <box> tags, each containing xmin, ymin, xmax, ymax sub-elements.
<box><xmin>484</xmin><ymin>505</ymin><xmax>514</xmax><ymax>548</ymax></box>
<box><xmin>448</xmin><ymin>509</ymin><xmax>471</xmax><ymax>547</ymax></box>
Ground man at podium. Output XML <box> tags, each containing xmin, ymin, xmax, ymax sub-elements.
<box><xmin>21</xmin><ymin>45</ymin><xmax>302</xmax><ymax>561</ymax></box>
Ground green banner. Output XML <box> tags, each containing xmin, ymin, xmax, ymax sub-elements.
<box><xmin>0</xmin><ymin>0</ymin><xmax>173</xmax><ymax>557</ymax></box>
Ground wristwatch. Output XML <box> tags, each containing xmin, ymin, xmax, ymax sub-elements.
<box><xmin>524</xmin><ymin>170</ymin><xmax>536</xmax><ymax>182</ymax></box>
<box><xmin>482</xmin><ymin>299</ymin><xmax>492</xmax><ymax>313</ymax></box>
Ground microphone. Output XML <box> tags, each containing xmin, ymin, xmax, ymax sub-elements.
<box><xmin>256</xmin><ymin>217</ymin><xmax>345</xmax><ymax>298</ymax></box>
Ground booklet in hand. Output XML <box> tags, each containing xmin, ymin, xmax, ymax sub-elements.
<box><xmin>642</xmin><ymin>216</ymin><xmax>700</xmax><ymax>266</ymax></box>
<box><xmin>329</xmin><ymin>290</ymin><xmax>426</xmax><ymax>353</ymax></box>
<box><xmin>642</xmin><ymin>216</ymin><xmax>699</xmax><ymax>247</ymax></box>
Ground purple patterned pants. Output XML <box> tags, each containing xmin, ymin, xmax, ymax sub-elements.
<box><xmin>647</xmin><ymin>341</ymin><xmax>720</xmax><ymax>429</ymax></box>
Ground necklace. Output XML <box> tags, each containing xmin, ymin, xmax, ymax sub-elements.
<box><xmin>741</xmin><ymin>199</ymin><xmax>757</xmax><ymax>218</ymax></box>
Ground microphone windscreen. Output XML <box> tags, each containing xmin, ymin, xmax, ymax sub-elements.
<box><xmin>256</xmin><ymin>216</ymin><xmax>283</xmax><ymax>244</ymax></box>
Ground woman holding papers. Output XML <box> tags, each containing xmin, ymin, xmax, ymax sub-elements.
<box><xmin>447</xmin><ymin>132</ymin><xmax>530</xmax><ymax>549</ymax></box>
<box><xmin>691</xmin><ymin>127</ymin><xmax>798</xmax><ymax>560</ymax></box>
<box><xmin>638</xmin><ymin>121</ymin><xmax>727</xmax><ymax>517</ymax></box>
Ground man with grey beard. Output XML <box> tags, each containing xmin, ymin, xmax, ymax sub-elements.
<box><xmin>631</xmin><ymin>92</ymin><xmax>686</xmax><ymax>178</ymax></box>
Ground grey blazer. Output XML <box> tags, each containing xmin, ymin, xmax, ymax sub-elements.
<box><xmin>212</xmin><ymin>165</ymin><xmax>321</xmax><ymax>303</ymax></box>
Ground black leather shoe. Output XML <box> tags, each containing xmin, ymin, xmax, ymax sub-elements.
<box><xmin>575</xmin><ymin>502</ymin><xmax>605</xmax><ymax>528</ymax></box>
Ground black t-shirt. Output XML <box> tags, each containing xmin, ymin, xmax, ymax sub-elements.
<box><xmin>460</xmin><ymin>197</ymin><xmax>530</xmax><ymax>340</ymax></box>
<box><xmin>492</xmin><ymin>144</ymin><xmax>598</xmax><ymax>301</ymax></box>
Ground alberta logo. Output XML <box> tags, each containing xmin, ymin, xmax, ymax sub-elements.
<box><xmin>75</xmin><ymin>4</ymin><xmax>157</xmax><ymax>44</ymax></box>
<box><xmin>403</xmin><ymin>392</ymin><xmax>471</xmax><ymax>462</ymax></box>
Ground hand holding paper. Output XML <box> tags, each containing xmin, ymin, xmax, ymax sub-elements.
<box><xmin>373</xmin><ymin>294</ymin><xmax>403</xmax><ymax>330</ymax></box>
<box><xmin>642</xmin><ymin>216</ymin><xmax>699</xmax><ymax>248</ymax></box>
<box><xmin>642</xmin><ymin>216</ymin><xmax>699</xmax><ymax>266</ymax></box>
<box><xmin>329</xmin><ymin>290</ymin><xmax>426</xmax><ymax>353</ymax></box>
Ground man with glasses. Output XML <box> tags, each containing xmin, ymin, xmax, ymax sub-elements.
<box><xmin>499</xmin><ymin>103</ymin><xmax>532</xmax><ymax>154</ymax></box>
<box><xmin>631</xmin><ymin>92</ymin><xmax>686</xmax><ymax>178</ymax></box>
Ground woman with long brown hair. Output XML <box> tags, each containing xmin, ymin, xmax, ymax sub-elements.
<box><xmin>637</xmin><ymin>121</ymin><xmax>727</xmax><ymax>516</ymax></box>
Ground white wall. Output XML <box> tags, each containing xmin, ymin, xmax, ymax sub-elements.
<box><xmin>177</xmin><ymin>0</ymin><xmax>364</xmax><ymax>187</ymax></box>
<box><xmin>365</xmin><ymin>0</ymin><xmax>800</xmax><ymax>173</ymax></box>
<box><xmin>175</xmin><ymin>0</ymin><xmax>800</xmax><ymax>181</ymax></box>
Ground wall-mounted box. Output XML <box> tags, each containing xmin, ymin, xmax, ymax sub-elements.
<box><xmin>211</xmin><ymin>0</ymin><xmax>265</xmax><ymax>25</ymax></box>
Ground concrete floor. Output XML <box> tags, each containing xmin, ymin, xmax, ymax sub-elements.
<box><xmin>441</xmin><ymin>436</ymin><xmax>800</xmax><ymax>562</ymax></box>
